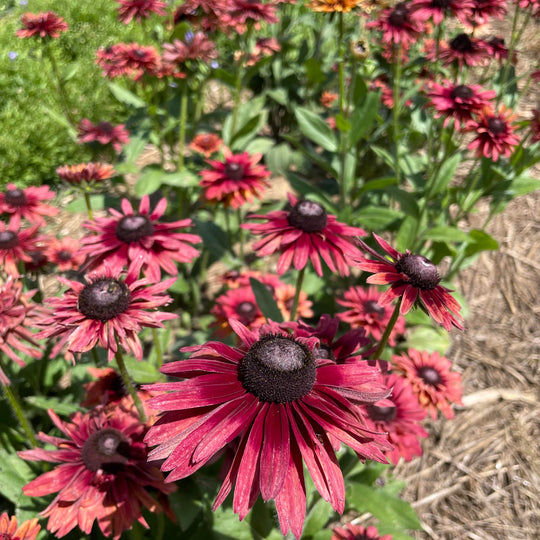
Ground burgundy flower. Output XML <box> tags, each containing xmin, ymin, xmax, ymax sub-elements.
<box><xmin>337</xmin><ymin>286</ymin><xmax>406</xmax><ymax>347</ymax></box>
<box><xmin>426</xmin><ymin>80</ymin><xmax>496</xmax><ymax>129</ymax></box>
<box><xmin>430</xmin><ymin>33</ymin><xmax>489</xmax><ymax>67</ymax></box>
<box><xmin>37</xmin><ymin>265</ymin><xmax>177</xmax><ymax>362</ymax></box>
<box><xmin>355</xmin><ymin>234</ymin><xmax>464</xmax><ymax>331</ymax></box>
<box><xmin>392</xmin><ymin>349</ymin><xmax>463</xmax><ymax>419</ymax></box>
<box><xmin>460</xmin><ymin>0</ymin><xmax>507</xmax><ymax>27</ymax></box>
<box><xmin>200</xmin><ymin>148</ymin><xmax>271</xmax><ymax>209</ymax></box>
<box><xmin>78</xmin><ymin>119</ymin><xmax>130</xmax><ymax>153</ymax></box>
<box><xmin>189</xmin><ymin>133</ymin><xmax>223</xmax><ymax>157</ymax></box>
<box><xmin>409</xmin><ymin>0</ymin><xmax>474</xmax><ymax>24</ymax></box>
<box><xmin>483</xmin><ymin>36</ymin><xmax>513</xmax><ymax>63</ymax></box>
<box><xmin>56</xmin><ymin>163</ymin><xmax>115</xmax><ymax>185</ymax></box>
<box><xmin>332</xmin><ymin>523</ymin><xmax>393</xmax><ymax>540</ymax></box>
<box><xmin>19</xmin><ymin>407</ymin><xmax>175</xmax><ymax>539</ymax></box>
<box><xmin>95</xmin><ymin>43</ymin><xmax>160</xmax><ymax>80</ymax></box>
<box><xmin>16</xmin><ymin>11</ymin><xmax>68</xmax><ymax>39</ymax></box>
<box><xmin>367</xmin><ymin>2</ymin><xmax>425</xmax><ymax>48</ymax></box>
<box><xmin>243</xmin><ymin>193</ymin><xmax>366</xmax><ymax>277</ymax></box>
<box><xmin>466</xmin><ymin>106</ymin><xmax>520</xmax><ymax>161</ymax></box>
<box><xmin>80</xmin><ymin>195</ymin><xmax>201</xmax><ymax>281</ymax></box>
<box><xmin>116</xmin><ymin>0</ymin><xmax>167</xmax><ymax>25</ymax></box>
<box><xmin>0</xmin><ymin>513</ymin><xmax>40</xmax><ymax>540</ymax></box>
<box><xmin>45</xmin><ymin>237</ymin><xmax>85</xmax><ymax>271</ymax></box>
<box><xmin>227</xmin><ymin>0</ymin><xmax>279</xmax><ymax>25</ymax></box>
<box><xmin>143</xmin><ymin>320</ymin><xmax>392</xmax><ymax>538</ymax></box>
<box><xmin>162</xmin><ymin>32</ymin><xmax>218</xmax><ymax>64</ymax></box>
<box><xmin>530</xmin><ymin>109</ymin><xmax>540</xmax><ymax>143</ymax></box>
<box><xmin>0</xmin><ymin>220</ymin><xmax>40</xmax><ymax>277</ymax></box>
<box><xmin>0</xmin><ymin>183</ymin><xmax>58</xmax><ymax>227</ymax></box>
<box><xmin>173</xmin><ymin>0</ymin><xmax>232</xmax><ymax>33</ymax></box>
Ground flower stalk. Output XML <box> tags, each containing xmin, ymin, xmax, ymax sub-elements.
<box><xmin>371</xmin><ymin>296</ymin><xmax>403</xmax><ymax>360</ymax></box>
<box><xmin>289</xmin><ymin>266</ymin><xmax>305</xmax><ymax>322</ymax></box>
<box><xmin>114</xmin><ymin>345</ymin><xmax>147</xmax><ymax>423</ymax></box>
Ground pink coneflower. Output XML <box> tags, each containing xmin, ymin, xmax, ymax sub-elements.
<box><xmin>367</xmin><ymin>2</ymin><xmax>425</xmax><ymax>48</ymax></box>
<box><xmin>19</xmin><ymin>407</ymin><xmax>175</xmax><ymax>539</ymax></box>
<box><xmin>243</xmin><ymin>193</ymin><xmax>366</xmax><ymax>277</ymax></box>
<box><xmin>56</xmin><ymin>163</ymin><xmax>115</xmax><ymax>185</ymax></box>
<box><xmin>337</xmin><ymin>285</ymin><xmax>406</xmax><ymax>346</ymax></box>
<box><xmin>116</xmin><ymin>0</ymin><xmax>167</xmax><ymax>24</ymax></box>
<box><xmin>45</xmin><ymin>237</ymin><xmax>85</xmax><ymax>272</ymax></box>
<box><xmin>95</xmin><ymin>43</ymin><xmax>160</xmax><ymax>80</ymax></box>
<box><xmin>80</xmin><ymin>195</ymin><xmax>201</xmax><ymax>281</ymax></box>
<box><xmin>274</xmin><ymin>283</ymin><xmax>314</xmax><ymax>321</ymax></box>
<box><xmin>530</xmin><ymin>109</ymin><xmax>540</xmax><ymax>142</ymax></box>
<box><xmin>200</xmin><ymin>148</ymin><xmax>271</xmax><ymax>209</ymax></box>
<box><xmin>227</xmin><ymin>0</ymin><xmax>279</xmax><ymax>25</ymax></box>
<box><xmin>392</xmin><ymin>349</ymin><xmax>463</xmax><ymax>419</ymax></box>
<box><xmin>162</xmin><ymin>32</ymin><xmax>218</xmax><ymax>65</ymax></box>
<box><xmin>362</xmin><ymin>372</ymin><xmax>428</xmax><ymax>464</ymax></box>
<box><xmin>16</xmin><ymin>11</ymin><xmax>68</xmax><ymax>39</ymax></box>
<box><xmin>78</xmin><ymin>119</ymin><xmax>130</xmax><ymax>153</ymax></box>
<box><xmin>0</xmin><ymin>513</ymin><xmax>40</xmax><ymax>540</ymax></box>
<box><xmin>430</xmin><ymin>33</ymin><xmax>489</xmax><ymax>67</ymax></box>
<box><xmin>173</xmin><ymin>0</ymin><xmax>232</xmax><ymax>33</ymax></box>
<box><xmin>221</xmin><ymin>270</ymin><xmax>282</xmax><ymax>290</ymax></box>
<box><xmin>37</xmin><ymin>265</ymin><xmax>177</xmax><ymax>362</ymax></box>
<box><xmin>426</xmin><ymin>80</ymin><xmax>496</xmax><ymax>129</ymax></box>
<box><xmin>321</xmin><ymin>91</ymin><xmax>339</xmax><ymax>108</ymax></box>
<box><xmin>143</xmin><ymin>320</ymin><xmax>392</xmax><ymax>539</ymax></box>
<box><xmin>409</xmin><ymin>0</ymin><xmax>474</xmax><ymax>24</ymax></box>
<box><xmin>460</xmin><ymin>0</ymin><xmax>507</xmax><ymax>27</ymax></box>
<box><xmin>0</xmin><ymin>183</ymin><xmax>58</xmax><ymax>227</ymax></box>
<box><xmin>332</xmin><ymin>523</ymin><xmax>392</xmax><ymax>540</ymax></box>
<box><xmin>355</xmin><ymin>234</ymin><xmax>464</xmax><ymax>331</ymax></box>
<box><xmin>0</xmin><ymin>221</ymin><xmax>40</xmax><ymax>277</ymax></box>
<box><xmin>0</xmin><ymin>278</ymin><xmax>45</xmax><ymax>385</ymax></box>
<box><xmin>483</xmin><ymin>36</ymin><xmax>513</xmax><ymax>63</ymax></box>
<box><xmin>244</xmin><ymin>37</ymin><xmax>281</xmax><ymax>66</ymax></box>
<box><xmin>466</xmin><ymin>106</ymin><xmax>520</xmax><ymax>161</ymax></box>
<box><xmin>189</xmin><ymin>133</ymin><xmax>223</xmax><ymax>157</ymax></box>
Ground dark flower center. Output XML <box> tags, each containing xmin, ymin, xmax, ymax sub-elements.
<box><xmin>5</xmin><ymin>188</ymin><xmax>27</xmax><ymax>207</ymax></box>
<box><xmin>81</xmin><ymin>428</ymin><xmax>131</xmax><ymax>473</ymax></box>
<box><xmin>418</xmin><ymin>366</ymin><xmax>442</xmax><ymax>386</ymax></box>
<box><xmin>235</xmin><ymin>301</ymin><xmax>258</xmax><ymax>323</ymax></box>
<box><xmin>388</xmin><ymin>3</ymin><xmax>409</xmax><ymax>26</ymax></box>
<box><xmin>489</xmin><ymin>37</ymin><xmax>505</xmax><ymax>48</ymax></box>
<box><xmin>365</xmin><ymin>300</ymin><xmax>385</xmax><ymax>316</ymax></box>
<box><xmin>0</xmin><ymin>534</ymin><xmax>12</xmax><ymax>540</ymax></box>
<box><xmin>77</xmin><ymin>278</ymin><xmax>131</xmax><ymax>321</ymax></box>
<box><xmin>394</xmin><ymin>253</ymin><xmax>440</xmax><ymax>290</ymax></box>
<box><xmin>96</xmin><ymin>121</ymin><xmax>114</xmax><ymax>134</ymax></box>
<box><xmin>487</xmin><ymin>117</ymin><xmax>505</xmax><ymax>134</ymax></box>
<box><xmin>450</xmin><ymin>33</ymin><xmax>473</xmax><ymax>53</ymax></box>
<box><xmin>287</xmin><ymin>200</ymin><xmax>328</xmax><ymax>233</ymax></box>
<box><xmin>239</xmin><ymin>334</ymin><xmax>316</xmax><ymax>403</ymax></box>
<box><xmin>367</xmin><ymin>403</ymin><xmax>397</xmax><ymax>422</ymax></box>
<box><xmin>432</xmin><ymin>0</ymin><xmax>452</xmax><ymax>7</ymax></box>
<box><xmin>224</xmin><ymin>162</ymin><xmax>245</xmax><ymax>180</ymax></box>
<box><xmin>115</xmin><ymin>214</ymin><xmax>154</xmax><ymax>243</ymax></box>
<box><xmin>450</xmin><ymin>84</ymin><xmax>474</xmax><ymax>100</ymax></box>
<box><xmin>0</xmin><ymin>231</ymin><xmax>19</xmax><ymax>250</ymax></box>
<box><xmin>57</xmin><ymin>249</ymin><xmax>72</xmax><ymax>261</ymax></box>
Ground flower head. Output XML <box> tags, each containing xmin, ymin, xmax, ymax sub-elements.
<box><xmin>308</xmin><ymin>0</ymin><xmax>366</xmax><ymax>13</ymax></box>
<box><xmin>0</xmin><ymin>512</ymin><xmax>40</xmax><ymax>540</ymax></box>
<box><xmin>37</xmin><ymin>265</ymin><xmax>177</xmax><ymax>362</ymax></box>
<box><xmin>0</xmin><ymin>220</ymin><xmax>41</xmax><ymax>277</ymax></box>
<box><xmin>243</xmin><ymin>193</ymin><xmax>366</xmax><ymax>277</ymax></box>
<box><xmin>368</xmin><ymin>2</ymin><xmax>425</xmax><ymax>48</ymax></box>
<box><xmin>80</xmin><ymin>195</ymin><xmax>201</xmax><ymax>281</ymax></box>
<box><xmin>460</xmin><ymin>0</ymin><xmax>507</xmax><ymax>27</ymax></box>
<box><xmin>355</xmin><ymin>234</ymin><xmax>464</xmax><ymax>331</ymax></box>
<box><xmin>332</xmin><ymin>523</ymin><xmax>393</xmax><ymax>540</ymax></box>
<box><xmin>19</xmin><ymin>407</ymin><xmax>175</xmax><ymax>539</ymax></box>
<box><xmin>162</xmin><ymin>32</ymin><xmax>218</xmax><ymax>65</ymax></box>
<box><xmin>0</xmin><ymin>183</ymin><xmax>58</xmax><ymax>227</ymax></box>
<box><xmin>144</xmin><ymin>320</ymin><xmax>392</xmax><ymax>538</ymax></box>
<box><xmin>392</xmin><ymin>349</ymin><xmax>463</xmax><ymax>419</ymax></box>
<box><xmin>116</xmin><ymin>0</ymin><xmax>167</xmax><ymax>24</ymax></box>
<box><xmin>227</xmin><ymin>0</ymin><xmax>279</xmax><ymax>25</ymax></box>
<box><xmin>56</xmin><ymin>163</ymin><xmax>115</xmax><ymax>185</ymax></box>
<box><xmin>409</xmin><ymin>0</ymin><xmax>474</xmax><ymax>24</ymax></box>
<box><xmin>431</xmin><ymin>33</ymin><xmax>489</xmax><ymax>67</ymax></box>
<box><xmin>16</xmin><ymin>11</ymin><xmax>68</xmax><ymax>39</ymax></box>
<box><xmin>78</xmin><ymin>119</ymin><xmax>130</xmax><ymax>153</ymax></box>
<box><xmin>483</xmin><ymin>36</ymin><xmax>513</xmax><ymax>63</ymax></box>
<box><xmin>45</xmin><ymin>236</ymin><xmax>86</xmax><ymax>272</ymax></box>
<box><xmin>95</xmin><ymin>43</ymin><xmax>160</xmax><ymax>79</ymax></box>
<box><xmin>189</xmin><ymin>133</ymin><xmax>223</xmax><ymax>157</ymax></box>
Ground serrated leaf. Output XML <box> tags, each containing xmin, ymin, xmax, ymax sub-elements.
<box><xmin>295</xmin><ymin>107</ymin><xmax>338</xmax><ymax>152</ymax></box>
<box><xmin>250</xmin><ymin>278</ymin><xmax>284</xmax><ymax>323</ymax></box>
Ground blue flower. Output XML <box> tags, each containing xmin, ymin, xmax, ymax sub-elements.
<box><xmin>8</xmin><ymin>51</ymin><xmax>18</xmax><ymax>61</ymax></box>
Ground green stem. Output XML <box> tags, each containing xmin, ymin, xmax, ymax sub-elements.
<box><xmin>392</xmin><ymin>43</ymin><xmax>403</xmax><ymax>184</ymax></box>
<box><xmin>114</xmin><ymin>346</ymin><xmax>147</xmax><ymax>423</ymax></box>
<box><xmin>337</xmin><ymin>11</ymin><xmax>348</xmax><ymax>208</ymax></box>
<box><xmin>152</xmin><ymin>327</ymin><xmax>163</xmax><ymax>368</ymax></box>
<box><xmin>231</xmin><ymin>27</ymin><xmax>253</xmax><ymax>136</ymax></box>
<box><xmin>236</xmin><ymin>208</ymin><xmax>245</xmax><ymax>262</ymax></box>
<box><xmin>45</xmin><ymin>45</ymin><xmax>76</xmax><ymax>127</ymax></box>
<box><xmin>84</xmin><ymin>191</ymin><xmax>94</xmax><ymax>221</ymax></box>
<box><xmin>178</xmin><ymin>82</ymin><xmax>189</xmax><ymax>172</ymax></box>
<box><xmin>496</xmin><ymin>4</ymin><xmax>522</xmax><ymax>107</ymax></box>
<box><xmin>370</xmin><ymin>297</ymin><xmax>402</xmax><ymax>360</ymax></box>
<box><xmin>91</xmin><ymin>347</ymin><xmax>100</xmax><ymax>366</ymax></box>
<box><xmin>289</xmin><ymin>267</ymin><xmax>305</xmax><ymax>322</ymax></box>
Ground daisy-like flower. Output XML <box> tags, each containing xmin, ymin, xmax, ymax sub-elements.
<box><xmin>143</xmin><ymin>320</ymin><xmax>392</xmax><ymax>539</ymax></box>
<box><xmin>0</xmin><ymin>183</ymin><xmax>58</xmax><ymax>227</ymax></box>
<box><xmin>189</xmin><ymin>133</ymin><xmax>223</xmax><ymax>157</ymax></box>
<box><xmin>0</xmin><ymin>512</ymin><xmax>40</xmax><ymax>540</ymax></box>
<box><xmin>116</xmin><ymin>0</ymin><xmax>167</xmax><ymax>25</ymax></box>
<box><xmin>0</xmin><ymin>278</ymin><xmax>45</xmax><ymax>385</ymax></box>
<box><xmin>392</xmin><ymin>349</ymin><xmax>463</xmax><ymax>419</ymax></box>
<box><xmin>426</xmin><ymin>80</ymin><xmax>496</xmax><ymax>129</ymax></box>
<box><xmin>460</xmin><ymin>0</ymin><xmax>507</xmax><ymax>27</ymax></box>
<box><xmin>332</xmin><ymin>523</ymin><xmax>393</xmax><ymax>540</ymax></box>
<box><xmin>355</xmin><ymin>234</ymin><xmax>464</xmax><ymax>331</ymax></box>
<box><xmin>173</xmin><ymin>0</ymin><xmax>232</xmax><ymax>33</ymax></box>
<box><xmin>243</xmin><ymin>193</ymin><xmax>366</xmax><ymax>277</ymax></box>
<box><xmin>37</xmin><ymin>265</ymin><xmax>177</xmax><ymax>362</ymax></box>
<box><xmin>19</xmin><ymin>407</ymin><xmax>175</xmax><ymax>539</ymax></box>
<box><xmin>431</xmin><ymin>33</ymin><xmax>489</xmax><ymax>67</ymax></box>
<box><xmin>274</xmin><ymin>283</ymin><xmax>314</xmax><ymax>321</ymax></box>
<box><xmin>78</xmin><ymin>119</ymin><xmax>130</xmax><ymax>153</ymax></box>
<box><xmin>483</xmin><ymin>36</ymin><xmax>513</xmax><ymax>63</ymax></box>
<box><xmin>16</xmin><ymin>11</ymin><xmax>68</xmax><ymax>39</ymax></box>
<box><xmin>466</xmin><ymin>106</ymin><xmax>520</xmax><ymax>161</ymax></box>
<box><xmin>80</xmin><ymin>195</ymin><xmax>201</xmax><ymax>281</ymax></box>
<box><xmin>200</xmin><ymin>148</ymin><xmax>271</xmax><ymax>209</ymax></box>
<box><xmin>45</xmin><ymin>237</ymin><xmax>85</xmax><ymax>272</ymax></box>
<box><xmin>362</xmin><ymin>372</ymin><xmax>428</xmax><ymax>464</ymax></box>
<box><xmin>367</xmin><ymin>2</ymin><xmax>425</xmax><ymax>48</ymax></box>
<box><xmin>409</xmin><ymin>0</ymin><xmax>474</xmax><ymax>23</ymax></box>
<box><xmin>337</xmin><ymin>286</ymin><xmax>406</xmax><ymax>347</ymax></box>
<box><xmin>321</xmin><ymin>91</ymin><xmax>338</xmax><ymax>108</ymax></box>
<box><xmin>0</xmin><ymin>221</ymin><xmax>40</xmax><ymax>277</ymax></box>
<box><xmin>162</xmin><ymin>32</ymin><xmax>218</xmax><ymax>65</ymax></box>
<box><xmin>308</xmin><ymin>0</ymin><xmax>365</xmax><ymax>13</ymax></box>
<box><xmin>228</xmin><ymin>0</ymin><xmax>279</xmax><ymax>25</ymax></box>
<box><xmin>56</xmin><ymin>163</ymin><xmax>115</xmax><ymax>185</ymax></box>
<box><xmin>95</xmin><ymin>43</ymin><xmax>160</xmax><ymax>80</ymax></box>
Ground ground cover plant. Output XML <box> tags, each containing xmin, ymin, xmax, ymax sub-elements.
<box><xmin>0</xmin><ymin>1</ymin><xmax>539</xmax><ymax>540</ymax></box>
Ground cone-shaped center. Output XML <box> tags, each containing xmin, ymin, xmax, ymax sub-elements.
<box><xmin>239</xmin><ymin>335</ymin><xmax>316</xmax><ymax>403</ymax></box>
<box><xmin>365</xmin><ymin>300</ymin><xmax>385</xmax><ymax>316</ymax></box>
<box><xmin>81</xmin><ymin>428</ymin><xmax>131</xmax><ymax>472</ymax></box>
<box><xmin>115</xmin><ymin>214</ymin><xmax>154</xmax><ymax>243</ymax></box>
<box><xmin>395</xmin><ymin>254</ymin><xmax>440</xmax><ymax>290</ymax></box>
<box><xmin>235</xmin><ymin>301</ymin><xmax>258</xmax><ymax>324</ymax></box>
<box><xmin>57</xmin><ymin>249</ymin><xmax>72</xmax><ymax>261</ymax></box>
<box><xmin>5</xmin><ymin>188</ymin><xmax>27</xmax><ymax>207</ymax></box>
<box><xmin>450</xmin><ymin>84</ymin><xmax>474</xmax><ymax>100</ymax></box>
<box><xmin>287</xmin><ymin>199</ymin><xmax>328</xmax><ymax>233</ymax></box>
<box><xmin>77</xmin><ymin>278</ymin><xmax>131</xmax><ymax>321</ymax></box>
<box><xmin>367</xmin><ymin>403</ymin><xmax>397</xmax><ymax>423</ymax></box>
<box><xmin>224</xmin><ymin>162</ymin><xmax>245</xmax><ymax>181</ymax></box>
<box><xmin>432</xmin><ymin>0</ymin><xmax>452</xmax><ymax>7</ymax></box>
<box><xmin>487</xmin><ymin>117</ymin><xmax>505</xmax><ymax>134</ymax></box>
<box><xmin>96</xmin><ymin>121</ymin><xmax>114</xmax><ymax>135</ymax></box>
<box><xmin>0</xmin><ymin>231</ymin><xmax>19</xmax><ymax>250</ymax></box>
<box><xmin>418</xmin><ymin>366</ymin><xmax>442</xmax><ymax>385</ymax></box>
<box><xmin>389</xmin><ymin>3</ymin><xmax>409</xmax><ymax>26</ymax></box>
<box><xmin>450</xmin><ymin>33</ymin><xmax>473</xmax><ymax>53</ymax></box>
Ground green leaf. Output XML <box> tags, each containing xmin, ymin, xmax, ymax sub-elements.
<box><xmin>301</xmin><ymin>498</ymin><xmax>334</xmax><ymax>539</ymax></box>
<box><xmin>108</xmin><ymin>82</ymin><xmax>146</xmax><ymax>108</ymax></box>
<box><xmin>431</xmin><ymin>153</ymin><xmax>461</xmax><ymax>194</ymax></box>
<box><xmin>388</xmin><ymin>188</ymin><xmax>419</xmax><ymax>219</ymax></box>
<box><xmin>404</xmin><ymin>325</ymin><xmax>451</xmax><ymax>355</ymax></box>
<box><xmin>371</xmin><ymin>145</ymin><xmax>396</xmax><ymax>170</ymax></box>
<box><xmin>421</xmin><ymin>226</ymin><xmax>471</xmax><ymax>243</ymax></box>
<box><xmin>134</xmin><ymin>166</ymin><xmax>167</xmax><ymax>196</ymax></box>
<box><xmin>160</xmin><ymin>169</ymin><xmax>200</xmax><ymax>188</ymax></box>
<box><xmin>396</xmin><ymin>216</ymin><xmax>418</xmax><ymax>253</ymax></box>
<box><xmin>250</xmin><ymin>278</ymin><xmax>284</xmax><ymax>323</ymax></box>
<box><xmin>245</xmin><ymin>137</ymin><xmax>275</xmax><ymax>155</ymax></box>
<box><xmin>169</xmin><ymin>480</ymin><xmax>204</xmax><ymax>531</ymax></box>
<box><xmin>26</xmin><ymin>396</ymin><xmax>79</xmax><ymax>416</ymax></box>
<box><xmin>357</xmin><ymin>176</ymin><xmax>398</xmax><ymax>195</ymax></box>
<box><xmin>335</xmin><ymin>113</ymin><xmax>351</xmax><ymax>133</ymax></box>
<box><xmin>294</xmin><ymin>107</ymin><xmax>338</xmax><ymax>152</ymax></box>
<box><xmin>347</xmin><ymin>91</ymin><xmax>380</xmax><ymax>148</ymax></box>
<box><xmin>0</xmin><ymin>448</ymin><xmax>35</xmax><ymax>505</ymax></box>
<box><xmin>355</xmin><ymin>207</ymin><xmax>403</xmax><ymax>229</ymax></box>
<box><xmin>305</xmin><ymin>58</ymin><xmax>325</xmax><ymax>84</ymax></box>
<box><xmin>464</xmin><ymin>229</ymin><xmax>499</xmax><ymax>257</ymax></box>
<box><xmin>266</xmin><ymin>143</ymin><xmax>294</xmax><ymax>175</ymax></box>
<box><xmin>195</xmin><ymin>219</ymin><xmax>232</xmax><ymax>263</ymax></box>
<box><xmin>120</xmin><ymin>356</ymin><xmax>162</xmax><ymax>384</ymax></box>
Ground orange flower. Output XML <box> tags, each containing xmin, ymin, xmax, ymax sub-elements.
<box><xmin>0</xmin><ymin>512</ymin><xmax>40</xmax><ymax>540</ymax></box>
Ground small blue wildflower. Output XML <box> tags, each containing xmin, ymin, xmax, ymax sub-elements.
<box><xmin>211</xmin><ymin>61</ymin><xmax>219</xmax><ymax>69</ymax></box>
<box><xmin>8</xmin><ymin>51</ymin><xmax>18</xmax><ymax>61</ymax></box>
<box><xmin>185</xmin><ymin>30</ymin><xmax>194</xmax><ymax>43</ymax></box>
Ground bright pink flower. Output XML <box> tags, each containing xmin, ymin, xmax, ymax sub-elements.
<box><xmin>428</xmin><ymin>33</ymin><xmax>489</xmax><ymax>67</ymax></box>
<box><xmin>116</xmin><ymin>0</ymin><xmax>167</xmax><ymax>25</ymax></box>
<box><xmin>162</xmin><ymin>32</ymin><xmax>218</xmax><ymax>64</ymax></box>
<box><xmin>0</xmin><ymin>220</ymin><xmax>40</xmax><ymax>277</ymax></box>
<box><xmin>459</xmin><ymin>0</ymin><xmax>507</xmax><ymax>27</ymax></box>
<box><xmin>0</xmin><ymin>183</ymin><xmax>58</xmax><ymax>227</ymax></box>
<box><xmin>332</xmin><ymin>523</ymin><xmax>393</xmax><ymax>540</ymax></box>
<box><xmin>0</xmin><ymin>513</ymin><xmax>40</xmax><ymax>540</ymax></box>
<box><xmin>16</xmin><ymin>11</ymin><xmax>68</xmax><ymax>39</ymax></box>
<box><xmin>227</xmin><ymin>0</ymin><xmax>279</xmax><ymax>25</ymax></box>
<box><xmin>409</xmin><ymin>0</ymin><xmax>474</xmax><ymax>24</ymax></box>
<box><xmin>78</xmin><ymin>119</ymin><xmax>130</xmax><ymax>153</ymax></box>
<box><xmin>368</xmin><ymin>2</ymin><xmax>425</xmax><ymax>48</ymax></box>
<box><xmin>173</xmin><ymin>0</ymin><xmax>233</xmax><ymax>33</ymax></box>
<box><xmin>483</xmin><ymin>36</ymin><xmax>514</xmax><ymax>63</ymax></box>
